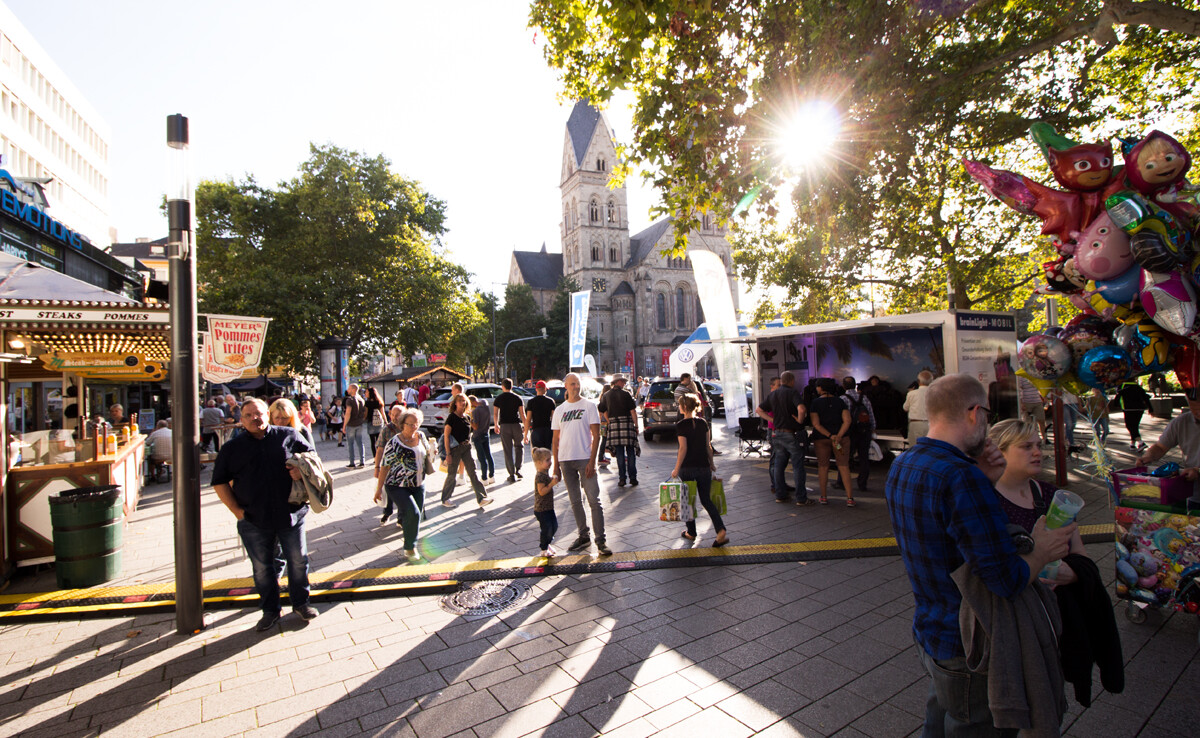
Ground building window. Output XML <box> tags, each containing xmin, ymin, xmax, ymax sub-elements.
<box><xmin>676</xmin><ymin>287</ymin><xmax>688</xmax><ymax>328</ymax></box>
<box><xmin>609</xmin><ymin>246</ymin><xmax>618</xmax><ymax>263</ymax></box>
<box><xmin>702</xmin><ymin>214</ymin><xmax>711</xmax><ymax>230</ymax></box>
<box><xmin>597</xmin><ymin>158</ymin><xmax>606</xmax><ymax>171</ymax></box>
<box><xmin>656</xmin><ymin>294</ymin><xmax>668</xmax><ymax>330</ymax></box>
<box><xmin>607</xmin><ymin>200</ymin><xmax>615</xmax><ymax>223</ymax></box>
<box><xmin>695</xmin><ymin>298</ymin><xmax>704</xmax><ymax>324</ymax></box>
<box><xmin>589</xmin><ymin>198</ymin><xmax>600</xmax><ymax>223</ymax></box>
<box><xmin>591</xmin><ymin>245</ymin><xmax>601</xmax><ymax>262</ymax></box>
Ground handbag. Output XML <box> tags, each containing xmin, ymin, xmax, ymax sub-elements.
<box><xmin>371</xmin><ymin>408</ymin><xmax>384</xmax><ymax>429</ymax></box>
<box><xmin>421</xmin><ymin>433</ymin><xmax>437</xmax><ymax>476</ymax></box>
<box><xmin>685</xmin><ymin>478</ymin><xmax>727</xmax><ymax>516</ymax></box>
<box><xmin>659</xmin><ymin>479</ymin><xmax>694</xmax><ymax>523</ymax></box>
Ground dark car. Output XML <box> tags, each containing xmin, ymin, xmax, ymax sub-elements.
<box><xmin>703</xmin><ymin>381</ymin><xmax>724</xmax><ymax>417</ymax></box>
<box><xmin>642</xmin><ymin>378</ymin><xmax>715</xmax><ymax>440</ymax></box>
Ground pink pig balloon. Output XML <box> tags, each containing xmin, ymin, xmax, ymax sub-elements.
<box><xmin>1072</xmin><ymin>212</ymin><xmax>1134</xmax><ymax>281</ymax></box>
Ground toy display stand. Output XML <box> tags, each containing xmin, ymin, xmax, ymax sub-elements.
<box><xmin>1112</xmin><ymin>469</ymin><xmax>1200</xmax><ymax>642</ymax></box>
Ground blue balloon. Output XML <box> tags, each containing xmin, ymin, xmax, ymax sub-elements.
<box><xmin>1094</xmin><ymin>264</ymin><xmax>1142</xmax><ymax>305</ymax></box>
<box><xmin>1077</xmin><ymin>345</ymin><xmax>1132</xmax><ymax>389</ymax></box>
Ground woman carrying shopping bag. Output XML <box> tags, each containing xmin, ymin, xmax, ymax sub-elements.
<box><xmin>671</xmin><ymin>392</ymin><xmax>728</xmax><ymax>547</ymax></box>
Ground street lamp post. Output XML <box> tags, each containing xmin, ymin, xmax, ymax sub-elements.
<box><xmin>167</xmin><ymin>114</ymin><xmax>203</xmax><ymax>634</ymax></box>
<box><xmin>504</xmin><ymin>328</ymin><xmax>547</xmax><ymax>380</ymax></box>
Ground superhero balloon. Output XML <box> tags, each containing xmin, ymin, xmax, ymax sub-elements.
<box><xmin>1077</xmin><ymin>345</ymin><xmax>1133</xmax><ymax>389</ymax></box>
<box><xmin>1018</xmin><ymin>335</ymin><xmax>1072</xmax><ymax>380</ymax></box>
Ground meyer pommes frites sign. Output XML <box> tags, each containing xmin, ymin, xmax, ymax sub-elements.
<box><xmin>205</xmin><ymin>314</ymin><xmax>270</xmax><ymax>372</ymax></box>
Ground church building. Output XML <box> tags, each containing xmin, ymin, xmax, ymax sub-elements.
<box><xmin>508</xmin><ymin>101</ymin><xmax>738</xmax><ymax>377</ymax></box>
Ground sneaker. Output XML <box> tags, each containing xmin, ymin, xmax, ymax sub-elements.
<box><xmin>630</xmin><ymin>480</ymin><xmax>638</xmax><ymax>487</ymax></box>
<box><xmin>541</xmin><ymin>549</ymin><xmax>551</xmax><ymax>557</ymax></box>
<box><xmin>345</xmin><ymin>464</ymin><xmax>358</xmax><ymax>469</ymax></box>
<box><xmin>404</xmin><ymin>549</ymin><xmax>420</xmax><ymax>561</ymax></box>
<box><xmin>337</xmin><ymin>443</ymin><xmax>345</xmax><ymax>447</ymax></box>
<box><xmin>507</xmin><ymin>475</ymin><xmax>516</xmax><ymax>484</ymax></box>
<box><xmin>595</xmin><ymin>542</ymin><xmax>612</xmax><ymax>556</ymax></box>
<box><xmin>567</xmin><ymin>535</ymin><xmax>591</xmax><ymax>552</ymax></box>
<box><xmin>796</xmin><ymin>499</ymin><xmax>817</xmax><ymax>507</ymax></box>
<box><xmin>712</xmin><ymin>449</ymin><xmax>723</xmax><ymax>456</ymax></box>
<box><xmin>293</xmin><ymin>605</ymin><xmax>318</xmax><ymax>621</ymax></box>
<box><xmin>255</xmin><ymin>611</ymin><xmax>280</xmax><ymax>632</ymax></box>
<box><xmin>1129</xmin><ymin>443</ymin><xmax>1138</xmax><ymax>451</ymax></box>
<box><xmin>598</xmin><ymin>459</ymin><xmax>610</xmax><ymax>465</ymax></box>
<box><xmin>775</xmin><ymin>497</ymin><xmax>790</xmax><ymax>504</ymax></box>
<box><xmin>515</xmin><ymin>470</ymin><xmax>523</xmax><ymax>480</ymax></box>
<box><xmin>441</xmin><ymin>501</ymin><xmax>457</xmax><ymax>508</ymax></box>
<box><xmin>380</xmin><ymin>513</ymin><xmax>390</xmax><ymax>525</ymax></box>
<box><xmin>617</xmin><ymin>480</ymin><xmax>626</xmax><ymax>488</ymax></box>
<box><xmin>479</xmin><ymin>497</ymin><xmax>494</xmax><ymax>508</ymax></box>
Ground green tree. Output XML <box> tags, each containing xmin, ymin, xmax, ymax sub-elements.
<box><xmin>540</xmin><ymin>277</ymin><xmax>599</xmax><ymax>377</ymax></box>
<box><xmin>497</xmin><ymin>284</ymin><xmax>548</xmax><ymax>381</ymax></box>
<box><xmin>530</xmin><ymin>1</ymin><xmax>1200</xmax><ymax>320</ymax></box>
<box><xmin>196</xmin><ymin>144</ymin><xmax>483</xmax><ymax>373</ymax></box>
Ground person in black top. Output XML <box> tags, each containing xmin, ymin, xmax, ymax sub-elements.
<box><xmin>599</xmin><ymin>373</ymin><xmax>640</xmax><ymax>487</ymax></box>
<box><xmin>672</xmin><ymin>392</ymin><xmax>728</xmax><ymax>546</ymax></box>
<box><xmin>364</xmin><ymin>386</ymin><xmax>385</xmax><ymax>454</ymax></box>
<box><xmin>1116</xmin><ymin>380</ymin><xmax>1151</xmax><ymax>451</ymax></box>
<box><xmin>756</xmin><ymin>371</ymin><xmax>813</xmax><ymax>505</ymax></box>
<box><xmin>810</xmin><ymin>378</ymin><xmax>855</xmax><ymax>506</ymax></box>
<box><xmin>212</xmin><ymin>398</ymin><xmax>317</xmax><ymax>632</ymax></box>
<box><xmin>493</xmin><ymin>378</ymin><xmax>527</xmax><ymax>483</ymax></box>
<box><xmin>524</xmin><ymin>381</ymin><xmax>557</xmax><ymax>450</ymax></box>
<box><xmin>440</xmin><ymin>394</ymin><xmax>491</xmax><ymax>508</ymax></box>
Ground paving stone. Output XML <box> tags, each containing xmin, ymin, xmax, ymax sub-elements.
<box><xmin>580</xmin><ymin>691</ymin><xmax>654</xmax><ymax>733</ymax></box>
<box><xmin>485</xmin><ymin>664</ymin><xmax>578</xmax><ymax>712</ymax></box>
<box><xmin>654</xmin><ymin>704</ymin><xmax>756</xmax><ymax>738</ymax></box>
<box><xmin>471</xmin><ymin>696</ymin><xmax>567</xmax><ymax>738</ymax></box>
<box><xmin>792</xmin><ymin>688</ymin><xmax>875</xmax><ymax>736</ymax></box>
<box><xmin>315</xmin><ymin>690</ymin><xmax>391</xmax><ymax>730</ymax></box>
<box><xmin>404</xmin><ymin>690</ymin><xmax>506</xmax><ymax>738</ymax></box>
<box><xmin>849</xmin><ymin>702</ymin><xmax>922</xmax><ymax>738</ymax></box>
<box><xmin>255</xmin><ymin>683</ymin><xmax>348</xmax><ymax>726</ymax></box>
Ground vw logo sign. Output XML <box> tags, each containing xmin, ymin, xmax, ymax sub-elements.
<box><xmin>678</xmin><ymin>347</ymin><xmax>694</xmax><ymax>362</ymax></box>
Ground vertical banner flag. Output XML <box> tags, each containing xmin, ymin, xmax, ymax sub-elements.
<box><xmin>568</xmin><ymin>290</ymin><xmax>591</xmax><ymax>368</ymax></box>
<box><xmin>624</xmin><ymin>351</ymin><xmax>634</xmax><ymax>374</ymax></box>
<box><xmin>200</xmin><ymin>332</ymin><xmax>242</xmax><ymax>384</ymax></box>
<box><xmin>660</xmin><ymin>348</ymin><xmax>670</xmax><ymax>376</ymax></box>
<box><xmin>206</xmin><ymin>315</ymin><xmax>270</xmax><ymax>371</ymax></box>
<box><xmin>691</xmin><ymin>251</ymin><xmax>748</xmax><ymax>428</ymax></box>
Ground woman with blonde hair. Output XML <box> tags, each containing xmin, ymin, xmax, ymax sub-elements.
<box><xmin>269</xmin><ymin>398</ymin><xmax>315</xmax><ymax>448</ymax></box>
<box><xmin>671</xmin><ymin>392</ymin><xmax>728</xmax><ymax>547</ymax></box>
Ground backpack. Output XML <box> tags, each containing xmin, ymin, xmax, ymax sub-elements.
<box><xmin>848</xmin><ymin>394</ymin><xmax>871</xmax><ymax>432</ymax></box>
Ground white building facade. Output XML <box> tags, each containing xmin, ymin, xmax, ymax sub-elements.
<box><xmin>509</xmin><ymin>101</ymin><xmax>738</xmax><ymax>377</ymax></box>
<box><xmin>0</xmin><ymin>1</ymin><xmax>112</xmax><ymax>249</ymax></box>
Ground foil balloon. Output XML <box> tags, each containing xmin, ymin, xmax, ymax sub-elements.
<box><xmin>1077</xmin><ymin>345</ymin><xmax>1133</xmax><ymax>389</ymax></box>
<box><xmin>1057</xmin><ymin>372</ymin><xmax>1092</xmax><ymax>398</ymax></box>
<box><xmin>1107</xmin><ymin>190</ymin><xmax>1193</xmax><ymax>269</ymax></box>
<box><xmin>1140</xmin><ymin>269</ymin><xmax>1197</xmax><ymax>336</ymax></box>
<box><xmin>1060</xmin><ymin>315</ymin><xmax>1118</xmax><ymax>364</ymax></box>
<box><xmin>1116</xmin><ymin>320</ymin><xmax>1171</xmax><ymax>375</ymax></box>
<box><xmin>1120</xmin><ymin>130</ymin><xmax>1199</xmax><ymax>224</ymax></box>
<box><xmin>1170</xmin><ymin>336</ymin><xmax>1200</xmax><ymax>389</ymax></box>
<box><xmin>1071</xmin><ymin>212</ymin><xmax>1134</xmax><ymax>281</ymax></box>
<box><xmin>1069</xmin><ymin>292</ymin><xmax>1101</xmax><ymax>317</ymax></box>
<box><xmin>1015</xmin><ymin>368</ymin><xmax>1055</xmax><ymax>398</ymax></box>
<box><xmin>1041</xmin><ymin>256</ymin><xmax>1086</xmax><ymax>293</ymax></box>
<box><xmin>1018</xmin><ymin>335</ymin><xmax>1072</xmax><ymax>380</ymax></box>
<box><xmin>962</xmin><ymin>159</ymin><xmax>1036</xmax><ymax>215</ymax></box>
<box><xmin>1090</xmin><ymin>264</ymin><xmax>1142</xmax><ymax>306</ymax></box>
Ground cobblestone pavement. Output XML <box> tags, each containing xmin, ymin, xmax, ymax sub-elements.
<box><xmin>1</xmin><ymin>414</ymin><xmax>1197</xmax><ymax>736</ymax></box>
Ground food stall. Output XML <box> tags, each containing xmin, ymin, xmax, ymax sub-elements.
<box><xmin>0</xmin><ymin>254</ymin><xmax>170</xmax><ymax>577</ymax></box>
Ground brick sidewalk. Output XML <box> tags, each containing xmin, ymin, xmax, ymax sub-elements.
<box><xmin>1</xmin><ymin>414</ymin><xmax>1197</xmax><ymax>736</ymax></box>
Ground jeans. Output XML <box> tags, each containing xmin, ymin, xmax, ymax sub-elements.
<box><xmin>1093</xmin><ymin>413</ymin><xmax>1110</xmax><ymax>441</ymax></box>
<box><xmin>771</xmin><ymin>430</ymin><xmax>808</xmax><ymax>502</ymax></box>
<box><xmin>917</xmin><ymin>644</ymin><xmax>1016</xmax><ymax>738</ymax></box>
<box><xmin>499</xmin><ymin>422</ymin><xmax>524</xmax><ymax>476</ymax></box>
<box><xmin>559</xmin><ymin>458</ymin><xmax>605</xmax><ymax>544</ymax></box>
<box><xmin>346</xmin><ymin>424</ymin><xmax>369</xmax><ymax>465</ymax></box>
<box><xmin>236</xmin><ymin>517</ymin><xmax>310</xmax><ymax>615</ymax></box>
<box><xmin>384</xmin><ymin>484</ymin><xmax>425</xmax><ymax>550</ymax></box>
<box><xmin>1064</xmin><ymin>403</ymin><xmax>1079</xmax><ymax>446</ymax></box>
<box><xmin>535</xmin><ymin>509</ymin><xmax>559</xmax><ymax>550</ymax></box>
<box><xmin>529</xmin><ymin>427</ymin><xmax>552</xmax><ymax>451</ymax></box>
<box><xmin>473</xmin><ymin>435</ymin><xmax>495</xmax><ymax>478</ymax></box>
<box><xmin>441</xmin><ymin>441</ymin><xmax>488</xmax><ymax>503</ymax></box>
<box><xmin>611</xmin><ymin>444</ymin><xmax>637</xmax><ymax>483</ymax></box>
<box><xmin>848</xmin><ymin>430</ymin><xmax>871</xmax><ymax>489</ymax></box>
<box><xmin>679</xmin><ymin>466</ymin><xmax>725</xmax><ymax>537</ymax></box>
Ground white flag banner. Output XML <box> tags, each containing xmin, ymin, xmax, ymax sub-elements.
<box><xmin>690</xmin><ymin>251</ymin><xmax>747</xmax><ymax>428</ymax></box>
<box><xmin>200</xmin><ymin>332</ymin><xmax>242</xmax><ymax>383</ymax></box>
<box><xmin>206</xmin><ymin>314</ymin><xmax>271</xmax><ymax>371</ymax></box>
<box><xmin>568</xmin><ymin>290</ymin><xmax>591</xmax><ymax>369</ymax></box>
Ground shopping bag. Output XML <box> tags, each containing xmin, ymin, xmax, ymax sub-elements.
<box><xmin>659</xmin><ymin>480</ymin><xmax>694</xmax><ymax>523</ymax></box>
<box><xmin>685</xmin><ymin>479</ymin><xmax>728</xmax><ymax>516</ymax></box>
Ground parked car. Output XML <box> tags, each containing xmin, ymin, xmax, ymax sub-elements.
<box><xmin>642</xmin><ymin>378</ymin><xmax>724</xmax><ymax>439</ymax></box>
<box><xmin>418</xmin><ymin>382</ymin><xmax>504</xmax><ymax>433</ymax></box>
<box><xmin>543</xmin><ymin>376</ymin><xmax>603</xmax><ymax>405</ymax></box>
<box><xmin>702</xmin><ymin>381</ymin><xmax>724</xmax><ymax>417</ymax></box>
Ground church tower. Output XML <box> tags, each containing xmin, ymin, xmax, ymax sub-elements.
<box><xmin>560</xmin><ymin>101</ymin><xmax>630</xmax><ymax>373</ymax></box>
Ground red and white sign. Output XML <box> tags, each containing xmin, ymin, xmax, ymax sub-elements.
<box><xmin>201</xmin><ymin>332</ymin><xmax>243</xmax><ymax>383</ymax></box>
<box><xmin>206</xmin><ymin>314</ymin><xmax>270</xmax><ymax>371</ymax></box>
<box><xmin>661</xmin><ymin>348</ymin><xmax>670</xmax><ymax>376</ymax></box>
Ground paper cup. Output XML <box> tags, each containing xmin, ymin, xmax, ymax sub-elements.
<box><xmin>1045</xmin><ymin>489</ymin><xmax>1083</xmax><ymax>529</ymax></box>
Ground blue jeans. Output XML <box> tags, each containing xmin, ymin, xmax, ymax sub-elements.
<box><xmin>346</xmin><ymin>424</ymin><xmax>369</xmax><ymax>464</ymax></box>
<box><xmin>771</xmin><ymin>430</ymin><xmax>808</xmax><ymax>502</ymax></box>
<box><xmin>1093</xmin><ymin>413</ymin><xmax>1109</xmax><ymax>440</ymax></box>
<box><xmin>384</xmin><ymin>484</ymin><xmax>425</xmax><ymax>550</ymax></box>
<box><xmin>917</xmin><ymin>644</ymin><xmax>1016</xmax><ymax>738</ymax></box>
<box><xmin>236</xmin><ymin>517</ymin><xmax>310</xmax><ymax>615</ymax></box>
<box><xmin>611</xmin><ymin>444</ymin><xmax>637</xmax><ymax>483</ymax></box>
<box><xmin>473</xmin><ymin>435</ymin><xmax>495</xmax><ymax>478</ymax></box>
<box><xmin>680</xmin><ymin>467</ymin><xmax>725</xmax><ymax>537</ymax></box>
<box><xmin>535</xmin><ymin>509</ymin><xmax>558</xmax><ymax>550</ymax></box>
<box><xmin>1064</xmin><ymin>404</ymin><xmax>1079</xmax><ymax>446</ymax></box>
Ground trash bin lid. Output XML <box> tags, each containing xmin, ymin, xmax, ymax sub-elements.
<box><xmin>49</xmin><ymin>485</ymin><xmax>122</xmax><ymax>504</ymax></box>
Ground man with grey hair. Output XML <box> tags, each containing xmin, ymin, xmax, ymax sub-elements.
<box><xmin>213</xmin><ymin>398</ymin><xmax>318</xmax><ymax>631</ymax></box>
<box><xmin>886</xmin><ymin>374</ymin><xmax>1075</xmax><ymax>736</ymax></box>
<box><xmin>903</xmin><ymin>369</ymin><xmax>935</xmax><ymax>446</ymax></box>
<box><xmin>552</xmin><ymin>373</ymin><xmax>611</xmax><ymax>556</ymax></box>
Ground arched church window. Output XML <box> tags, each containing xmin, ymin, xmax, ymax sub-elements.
<box><xmin>591</xmin><ymin>244</ymin><xmax>601</xmax><ymax>262</ymax></box>
<box><xmin>607</xmin><ymin>200</ymin><xmax>616</xmax><ymax>223</ymax></box>
<box><xmin>656</xmin><ymin>294</ymin><xmax>668</xmax><ymax>330</ymax></box>
<box><xmin>610</xmin><ymin>245</ymin><xmax>618</xmax><ymax>263</ymax></box>
<box><xmin>589</xmin><ymin>199</ymin><xmax>600</xmax><ymax>223</ymax></box>
<box><xmin>676</xmin><ymin>287</ymin><xmax>688</xmax><ymax>328</ymax></box>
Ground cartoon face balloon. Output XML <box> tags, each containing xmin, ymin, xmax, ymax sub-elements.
<box><xmin>1141</xmin><ymin>269</ymin><xmax>1197</xmax><ymax>337</ymax></box>
<box><xmin>1018</xmin><ymin>335</ymin><xmax>1072</xmax><ymax>380</ymax></box>
<box><xmin>1030</xmin><ymin>122</ymin><xmax>1118</xmax><ymax>192</ymax></box>
<box><xmin>1077</xmin><ymin>345</ymin><xmax>1133</xmax><ymax>389</ymax></box>
<box><xmin>1060</xmin><ymin>315</ymin><xmax>1118</xmax><ymax>364</ymax></box>
<box><xmin>1072</xmin><ymin>213</ymin><xmax>1133</xmax><ymax>281</ymax></box>
<box><xmin>1041</xmin><ymin>256</ymin><xmax>1086</xmax><ymax>294</ymax></box>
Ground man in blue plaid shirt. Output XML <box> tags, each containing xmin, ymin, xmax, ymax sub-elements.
<box><xmin>885</xmin><ymin>374</ymin><xmax>1074</xmax><ymax>737</ymax></box>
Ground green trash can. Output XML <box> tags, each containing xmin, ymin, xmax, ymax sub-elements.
<box><xmin>49</xmin><ymin>485</ymin><xmax>124</xmax><ymax>589</ymax></box>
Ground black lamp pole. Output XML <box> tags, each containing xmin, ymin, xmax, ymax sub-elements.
<box><xmin>167</xmin><ymin>114</ymin><xmax>203</xmax><ymax>634</ymax></box>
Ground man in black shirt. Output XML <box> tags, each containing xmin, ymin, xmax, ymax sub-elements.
<box><xmin>599</xmin><ymin>373</ymin><xmax>639</xmax><ymax>487</ymax></box>
<box><xmin>525</xmin><ymin>380</ymin><xmax>556</xmax><ymax>450</ymax></box>
<box><xmin>756</xmin><ymin>371</ymin><xmax>814</xmax><ymax>505</ymax></box>
<box><xmin>493</xmin><ymin>378</ymin><xmax>527</xmax><ymax>483</ymax></box>
<box><xmin>212</xmin><ymin>398</ymin><xmax>317</xmax><ymax>632</ymax></box>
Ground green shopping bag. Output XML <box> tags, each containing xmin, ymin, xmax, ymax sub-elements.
<box><xmin>685</xmin><ymin>478</ymin><xmax>727</xmax><ymax>516</ymax></box>
<box><xmin>659</xmin><ymin>479</ymin><xmax>695</xmax><ymax>522</ymax></box>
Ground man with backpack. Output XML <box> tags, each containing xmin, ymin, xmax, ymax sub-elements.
<box><xmin>842</xmin><ymin>376</ymin><xmax>875</xmax><ymax>492</ymax></box>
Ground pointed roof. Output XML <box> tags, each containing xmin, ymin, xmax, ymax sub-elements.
<box><xmin>612</xmin><ymin>280</ymin><xmax>634</xmax><ymax>296</ymax></box>
<box><xmin>566</xmin><ymin>101</ymin><xmax>603</xmax><ymax>167</ymax></box>
<box><xmin>626</xmin><ymin>217</ymin><xmax>674</xmax><ymax>268</ymax></box>
<box><xmin>512</xmin><ymin>250</ymin><xmax>564</xmax><ymax>291</ymax></box>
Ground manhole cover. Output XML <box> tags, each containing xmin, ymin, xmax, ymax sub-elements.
<box><xmin>439</xmin><ymin>580</ymin><xmax>533</xmax><ymax>616</ymax></box>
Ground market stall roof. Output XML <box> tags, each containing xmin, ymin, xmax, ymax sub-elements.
<box><xmin>0</xmin><ymin>251</ymin><xmax>136</xmax><ymax>303</ymax></box>
<box><xmin>362</xmin><ymin>365</ymin><xmax>472</xmax><ymax>385</ymax></box>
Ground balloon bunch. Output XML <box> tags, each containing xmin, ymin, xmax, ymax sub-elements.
<box><xmin>966</xmin><ymin>124</ymin><xmax>1200</xmax><ymax>393</ymax></box>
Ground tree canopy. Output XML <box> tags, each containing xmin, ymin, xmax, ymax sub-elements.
<box><xmin>196</xmin><ymin>144</ymin><xmax>483</xmax><ymax>373</ymax></box>
<box><xmin>530</xmin><ymin>0</ymin><xmax>1200</xmax><ymax>321</ymax></box>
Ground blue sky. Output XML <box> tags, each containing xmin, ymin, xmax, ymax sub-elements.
<box><xmin>6</xmin><ymin>0</ymin><xmax>660</xmax><ymax>296</ymax></box>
